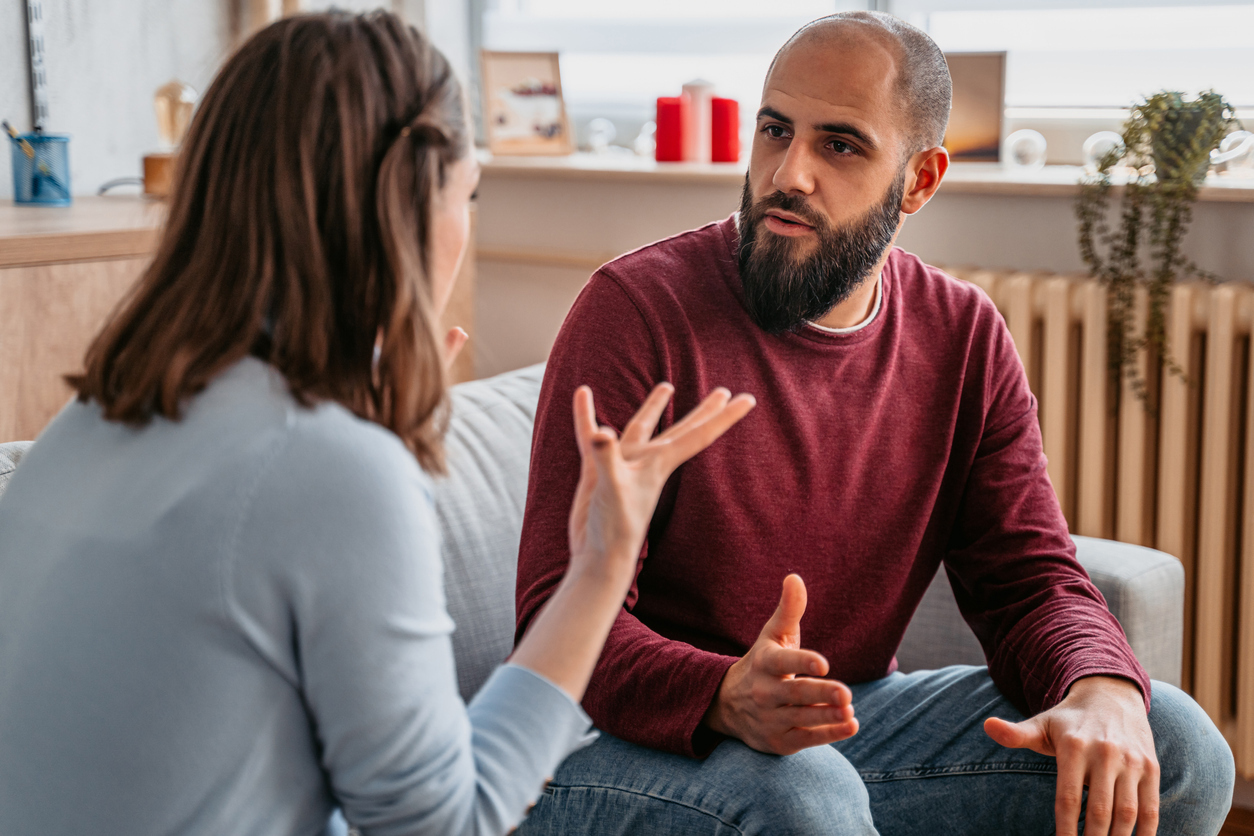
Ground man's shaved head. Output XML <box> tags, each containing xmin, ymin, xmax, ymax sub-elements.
<box><xmin>771</xmin><ymin>11</ymin><xmax>952</xmax><ymax>154</ymax></box>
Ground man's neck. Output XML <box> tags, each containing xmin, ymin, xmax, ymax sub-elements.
<box><xmin>812</xmin><ymin>269</ymin><xmax>882</xmax><ymax>330</ymax></box>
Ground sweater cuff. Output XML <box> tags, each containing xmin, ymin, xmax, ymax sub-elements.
<box><xmin>475</xmin><ymin>663</ymin><xmax>599</xmax><ymax>750</ymax></box>
<box><xmin>1047</xmin><ymin>664</ymin><xmax>1152</xmax><ymax>715</ymax></box>
<box><xmin>466</xmin><ymin>664</ymin><xmax>598</xmax><ymax>829</ymax></box>
<box><xmin>678</xmin><ymin>653</ymin><xmax>739</xmax><ymax>759</ymax></box>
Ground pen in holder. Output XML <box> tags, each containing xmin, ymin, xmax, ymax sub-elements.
<box><xmin>4</xmin><ymin>122</ymin><xmax>71</xmax><ymax>206</ymax></box>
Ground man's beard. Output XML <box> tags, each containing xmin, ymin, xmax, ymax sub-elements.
<box><xmin>736</xmin><ymin>169</ymin><xmax>905</xmax><ymax>334</ymax></box>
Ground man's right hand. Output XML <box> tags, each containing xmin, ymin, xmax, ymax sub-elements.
<box><xmin>702</xmin><ymin>574</ymin><xmax>858</xmax><ymax>755</ymax></box>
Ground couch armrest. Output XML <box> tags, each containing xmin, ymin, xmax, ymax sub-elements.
<box><xmin>1072</xmin><ymin>535</ymin><xmax>1184</xmax><ymax>688</ymax></box>
<box><xmin>896</xmin><ymin>535</ymin><xmax>1184</xmax><ymax>688</ymax></box>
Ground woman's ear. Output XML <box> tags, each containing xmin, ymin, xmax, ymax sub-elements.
<box><xmin>900</xmin><ymin>145</ymin><xmax>949</xmax><ymax>216</ymax></box>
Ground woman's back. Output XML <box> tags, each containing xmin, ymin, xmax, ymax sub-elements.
<box><xmin>0</xmin><ymin>358</ymin><xmax>589</xmax><ymax>835</ymax></box>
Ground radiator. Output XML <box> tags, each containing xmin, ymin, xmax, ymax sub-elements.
<box><xmin>944</xmin><ymin>267</ymin><xmax>1254</xmax><ymax>777</ymax></box>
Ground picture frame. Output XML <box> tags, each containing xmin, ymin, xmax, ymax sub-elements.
<box><xmin>942</xmin><ymin>52</ymin><xmax>1006</xmax><ymax>163</ymax></box>
<box><xmin>479</xmin><ymin>50</ymin><xmax>573</xmax><ymax>156</ymax></box>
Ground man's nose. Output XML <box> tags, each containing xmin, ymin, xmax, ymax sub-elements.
<box><xmin>772</xmin><ymin>141</ymin><xmax>817</xmax><ymax>196</ymax></box>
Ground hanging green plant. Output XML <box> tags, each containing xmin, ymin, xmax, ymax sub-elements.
<box><xmin>1075</xmin><ymin>90</ymin><xmax>1237</xmax><ymax>407</ymax></box>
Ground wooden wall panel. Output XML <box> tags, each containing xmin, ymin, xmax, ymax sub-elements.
<box><xmin>0</xmin><ymin>257</ymin><xmax>148</xmax><ymax>442</ymax></box>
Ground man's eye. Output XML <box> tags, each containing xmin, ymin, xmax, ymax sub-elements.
<box><xmin>763</xmin><ymin>124</ymin><xmax>787</xmax><ymax>139</ymax></box>
<box><xmin>831</xmin><ymin>140</ymin><xmax>855</xmax><ymax>155</ymax></box>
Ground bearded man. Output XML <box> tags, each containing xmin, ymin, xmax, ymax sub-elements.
<box><xmin>513</xmin><ymin>12</ymin><xmax>1233</xmax><ymax>836</ymax></box>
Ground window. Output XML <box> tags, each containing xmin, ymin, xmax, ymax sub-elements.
<box><xmin>478</xmin><ymin>1</ymin><xmax>1252</xmax><ymax>155</ymax></box>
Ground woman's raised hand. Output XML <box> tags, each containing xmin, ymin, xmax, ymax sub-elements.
<box><xmin>567</xmin><ymin>383</ymin><xmax>756</xmax><ymax>582</ymax></box>
<box><xmin>512</xmin><ymin>382</ymin><xmax>754</xmax><ymax>702</ymax></box>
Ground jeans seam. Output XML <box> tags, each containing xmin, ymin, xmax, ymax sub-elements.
<box><xmin>858</xmin><ymin>761</ymin><xmax>1057</xmax><ymax>782</ymax></box>
<box><xmin>546</xmin><ymin>782</ymin><xmax>747</xmax><ymax>834</ymax></box>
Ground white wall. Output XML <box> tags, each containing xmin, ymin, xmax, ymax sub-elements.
<box><xmin>1</xmin><ymin>0</ymin><xmax>231</xmax><ymax>200</ymax></box>
<box><xmin>0</xmin><ymin>0</ymin><xmax>472</xmax><ymax>200</ymax></box>
<box><xmin>472</xmin><ymin>172</ymin><xmax>1254</xmax><ymax>378</ymax></box>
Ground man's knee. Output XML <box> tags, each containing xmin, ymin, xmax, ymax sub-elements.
<box><xmin>1148</xmin><ymin>681</ymin><xmax>1234</xmax><ymax>827</ymax></box>
<box><xmin>708</xmin><ymin>740</ymin><xmax>877</xmax><ymax>835</ymax></box>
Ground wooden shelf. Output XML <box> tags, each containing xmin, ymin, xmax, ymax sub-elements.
<box><xmin>0</xmin><ymin>195</ymin><xmax>164</xmax><ymax>268</ymax></box>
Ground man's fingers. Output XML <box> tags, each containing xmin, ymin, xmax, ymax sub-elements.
<box><xmin>1080</xmin><ymin>754</ymin><xmax>1119</xmax><ymax>836</ymax></box>
<box><xmin>984</xmin><ymin>716</ymin><xmax>1052</xmax><ymax>756</ymax></box>
<box><xmin>779</xmin><ymin>718</ymin><xmax>860</xmax><ymax>751</ymax></box>
<box><xmin>1053</xmin><ymin>753</ymin><xmax>1086</xmax><ymax>836</ymax></box>
<box><xmin>1110</xmin><ymin>772</ymin><xmax>1141</xmax><ymax>836</ymax></box>
<box><xmin>760</xmin><ymin>574</ymin><xmax>807</xmax><ymax>646</ymax></box>
<box><xmin>775</xmin><ymin>702</ymin><xmax>855</xmax><ymax>728</ymax></box>
<box><xmin>1136</xmin><ymin>767</ymin><xmax>1161</xmax><ymax>836</ymax></box>
<box><xmin>620</xmin><ymin>382</ymin><xmax>674</xmax><ymax>448</ymax></box>
<box><xmin>779</xmin><ymin>676</ymin><xmax>852</xmax><ymax>708</ymax></box>
<box><xmin>759</xmin><ymin>646</ymin><xmax>829</xmax><ymax>678</ymax></box>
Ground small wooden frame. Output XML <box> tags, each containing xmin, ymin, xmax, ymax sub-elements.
<box><xmin>480</xmin><ymin>50</ymin><xmax>573</xmax><ymax>156</ymax></box>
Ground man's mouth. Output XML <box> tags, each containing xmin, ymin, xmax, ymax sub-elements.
<box><xmin>763</xmin><ymin>210</ymin><xmax>816</xmax><ymax>236</ymax></box>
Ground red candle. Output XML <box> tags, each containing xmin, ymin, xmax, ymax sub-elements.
<box><xmin>655</xmin><ymin>95</ymin><xmax>688</xmax><ymax>162</ymax></box>
<box><xmin>711</xmin><ymin>97</ymin><xmax>739</xmax><ymax>163</ymax></box>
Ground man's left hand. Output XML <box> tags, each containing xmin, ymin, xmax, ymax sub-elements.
<box><xmin>984</xmin><ymin>675</ymin><xmax>1159</xmax><ymax>836</ymax></box>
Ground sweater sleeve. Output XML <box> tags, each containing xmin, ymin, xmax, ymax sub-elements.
<box><xmin>944</xmin><ymin>310</ymin><xmax>1151</xmax><ymax>716</ymax></box>
<box><xmin>516</xmin><ymin>270</ymin><xmax>739</xmax><ymax>759</ymax></box>
<box><xmin>232</xmin><ymin>422</ymin><xmax>595</xmax><ymax>836</ymax></box>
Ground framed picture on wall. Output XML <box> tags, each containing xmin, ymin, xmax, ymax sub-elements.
<box><xmin>943</xmin><ymin>52</ymin><xmax>1006</xmax><ymax>163</ymax></box>
<box><xmin>479</xmin><ymin>50</ymin><xmax>573</xmax><ymax>156</ymax></box>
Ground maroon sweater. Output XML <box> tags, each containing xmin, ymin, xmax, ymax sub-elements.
<box><xmin>515</xmin><ymin>216</ymin><xmax>1148</xmax><ymax>758</ymax></box>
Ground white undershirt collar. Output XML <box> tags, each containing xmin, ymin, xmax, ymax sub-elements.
<box><xmin>806</xmin><ymin>274</ymin><xmax>883</xmax><ymax>334</ymax></box>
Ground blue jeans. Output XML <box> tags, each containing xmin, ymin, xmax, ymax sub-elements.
<box><xmin>518</xmin><ymin>666</ymin><xmax>1234</xmax><ymax>835</ymax></box>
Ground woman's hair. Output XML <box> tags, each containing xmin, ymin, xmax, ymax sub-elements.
<box><xmin>69</xmin><ymin>11</ymin><xmax>467</xmax><ymax>472</ymax></box>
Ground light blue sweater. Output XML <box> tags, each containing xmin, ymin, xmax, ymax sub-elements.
<box><xmin>0</xmin><ymin>358</ymin><xmax>594</xmax><ymax>836</ymax></box>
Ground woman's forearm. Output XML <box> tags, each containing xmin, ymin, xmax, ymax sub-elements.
<box><xmin>509</xmin><ymin>554</ymin><xmax>637</xmax><ymax>703</ymax></box>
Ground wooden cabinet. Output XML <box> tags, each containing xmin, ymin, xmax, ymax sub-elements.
<box><xmin>0</xmin><ymin>197</ymin><xmax>475</xmax><ymax>443</ymax></box>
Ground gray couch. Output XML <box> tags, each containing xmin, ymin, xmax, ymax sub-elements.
<box><xmin>0</xmin><ymin>363</ymin><xmax>1185</xmax><ymax>708</ymax></box>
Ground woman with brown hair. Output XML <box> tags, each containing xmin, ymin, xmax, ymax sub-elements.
<box><xmin>0</xmin><ymin>11</ymin><xmax>753</xmax><ymax>836</ymax></box>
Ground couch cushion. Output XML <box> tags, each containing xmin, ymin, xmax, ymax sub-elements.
<box><xmin>0</xmin><ymin>442</ymin><xmax>34</xmax><ymax>499</ymax></box>
<box><xmin>436</xmin><ymin>364</ymin><xmax>546</xmax><ymax>702</ymax></box>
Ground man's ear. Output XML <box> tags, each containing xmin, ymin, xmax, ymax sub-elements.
<box><xmin>900</xmin><ymin>145</ymin><xmax>949</xmax><ymax>215</ymax></box>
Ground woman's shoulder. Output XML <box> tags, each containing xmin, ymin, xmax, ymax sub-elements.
<box><xmin>229</xmin><ymin>358</ymin><xmax>435</xmax><ymax>515</ymax></box>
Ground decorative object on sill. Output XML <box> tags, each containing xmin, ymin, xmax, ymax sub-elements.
<box><xmin>655</xmin><ymin>97</ymin><xmax>686</xmax><ymax>162</ymax></box>
<box><xmin>5</xmin><ymin>120</ymin><xmax>70</xmax><ymax>206</ymax></box>
<box><xmin>141</xmin><ymin>80</ymin><xmax>197</xmax><ymax>199</ymax></box>
<box><xmin>711</xmin><ymin>97</ymin><xmax>740</xmax><ymax>163</ymax></box>
<box><xmin>633</xmin><ymin>120</ymin><xmax>657</xmax><ymax>158</ymax></box>
<box><xmin>654</xmin><ymin>87</ymin><xmax>739</xmax><ymax>163</ymax></box>
<box><xmin>1211</xmin><ymin>130</ymin><xmax>1254</xmax><ymax>178</ymax></box>
<box><xmin>1082</xmin><ymin>131</ymin><xmax>1125</xmax><ymax>174</ymax></box>
<box><xmin>681</xmin><ymin>79</ymin><xmax>714</xmax><ymax>163</ymax></box>
<box><xmin>585</xmin><ymin>118</ymin><xmax>617</xmax><ymax>154</ymax></box>
<box><xmin>1004</xmin><ymin>129</ymin><xmax>1047</xmax><ymax>171</ymax></box>
<box><xmin>1075</xmin><ymin>90</ymin><xmax>1238</xmax><ymax>408</ymax></box>
<box><xmin>479</xmin><ymin>51</ymin><xmax>572</xmax><ymax>156</ymax></box>
<box><xmin>942</xmin><ymin>52</ymin><xmax>1005</xmax><ymax>163</ymax></box>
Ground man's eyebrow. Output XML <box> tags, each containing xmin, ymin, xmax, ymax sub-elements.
<box><xmin>756</xmin><ymin>106</ymin><xmax>793</xmax><ymax>125</ymax></box>
<box><xmin>816</xmin><ymin>122</ymin><xmax>878</xmax><ymax>151</ymax></box>
<box><xmin>757</xmin><ymin>106</ymin><xmax>879</xmax><ymax>151</ymax></box>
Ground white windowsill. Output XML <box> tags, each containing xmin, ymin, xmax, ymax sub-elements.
<box><xmin>478</xmin><ymin>151</ymin><xmax>1254</xmax><ymax>203</ymax></box>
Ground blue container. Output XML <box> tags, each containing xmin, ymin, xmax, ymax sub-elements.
<box><xmin>10</xmin><ymin>133</ymin><xmax>71</xmax><ymax>206</ymax></box>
